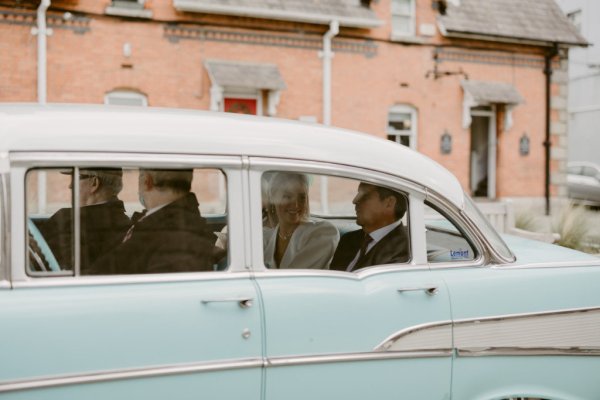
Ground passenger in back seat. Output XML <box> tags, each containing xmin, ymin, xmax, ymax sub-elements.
<box><xmin>263</xmin><ymin>172</ymin><xmax>339</xmax><ymax>269</ymax></box>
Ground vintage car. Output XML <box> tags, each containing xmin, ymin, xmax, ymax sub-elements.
<box><xmin>567</xmin><ymin>161</ymin><xmax>600</xmax><ymax>206</ymax></box>
<box><xmin>0</xmin><ymin>104</ymin><xmax>599</xmax><ymax>400</ymax></box>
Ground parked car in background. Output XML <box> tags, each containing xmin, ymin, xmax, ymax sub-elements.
<box><xmin>1</xmin><ymin>105</ymin><xmax>599</xmax><ymax>400</ymax></box>
<box><xmin>568</xmin><ymin>161</ymin><xmax>600</xmax><ymax>206</ymax></box>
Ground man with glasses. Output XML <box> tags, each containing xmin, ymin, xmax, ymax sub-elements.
<box><xmin>37</xmin><ymin>168</ymin><xmax>130</xmax><ymax>273</ymax></box>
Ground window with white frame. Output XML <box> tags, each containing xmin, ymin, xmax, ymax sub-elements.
<box><xmin>105</xmin><ymin>90</ymin><xmax>148</xmax><ymax>107</ymax></box>
<box><xmin>391</xmin><ymin>0</ymin><xmax>416</xmax><ymax>37</ymax></box>
<box><xmin>387</xmin><ymin>105</ymin><xmax>417</xmax><ymax>149</ymax></box>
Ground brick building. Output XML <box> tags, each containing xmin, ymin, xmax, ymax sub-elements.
<box><xmin>0</xmin><ymin>0</ymin><xmax>586</xmax><ymax>207</ymax></box>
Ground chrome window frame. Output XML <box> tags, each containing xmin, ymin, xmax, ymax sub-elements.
<box><xmin>424</xmin><ymin>189</ymin><xmax>489</xmax><ymax>269</ymax></box>
<box><xmin>0</xmin><ymin>171</ymin><xmax>9</xmax><ymax>287</ymax></box>
<box><xmin>10</xmin><ymin>152</ymin><xmax>248</xmax><ymax>285</ymax></box>
<box><xmin>422</xmin><ymin>198</ymin><xmax>481</xmax><ymax>266</ymax></box>
<box><xmin>248</xmin><ymin>157</ymin><xmax>432</xmax><ymax>274</ymax></box>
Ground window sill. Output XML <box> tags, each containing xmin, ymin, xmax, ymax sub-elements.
<box><xmin>105</xmin><ymin>6</ymin><xmax>153</xmax><ymax>19</ymax></box>
<box><xmin>390</xmin><ymin>35</ymin><xmax>431</xmax><ymax>45</ymax></box>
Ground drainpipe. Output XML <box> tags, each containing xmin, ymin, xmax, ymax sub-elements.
<box><xmin>32</xmin><ymin>0</ymin><xmax>51</xmax><ymax>214</ymax></box>
<box><xmin>543</xmin><ymin>44</ymin><xmax>559</xmax><ymax>216</ymax></box>
<box><xmin>33</xmin><ymin>0</ymin><xmax>51</xmax><ymax>104</ymax></box>
<box><xmin>320</xmin><ymin>20</ymin><xmax>338</xmax><ymax>214</ymax></box>
<box><xmin>321</xmin><ymin>20</ymin><xmax>339</xmax><ymax>126</ymax></box>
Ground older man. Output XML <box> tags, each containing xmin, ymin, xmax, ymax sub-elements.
<box><xmin>330</xmin><ymin>182</ymin><xmax>409</xmax><ymax>271</ymax></box>
<box><xmin>37</xmin><ymin>168</ymin><xmax>130</xmax><ymax>272</ymax></box>
<box><xmin>90</xmin><ymin>169</ymin><xmax>218</xmax><ymax>275</ymax></box>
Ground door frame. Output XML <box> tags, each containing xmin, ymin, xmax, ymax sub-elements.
<box><xmin>470</xmin><ymin>107</ymin><xmax>497</xmax><ymax>199</ymax></box>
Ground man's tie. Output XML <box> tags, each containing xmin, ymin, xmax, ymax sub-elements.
<box><xmin>122</xmin><ymin>210</ymin><xmax>147</xmax><ymax>243</ymax></box>
<box><xmin>358</xmin><ymin>233</ymin><xmax>373</xmax><ymax>261</ymax></box>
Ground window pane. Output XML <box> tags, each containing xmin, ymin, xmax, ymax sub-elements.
<box><xmin>463</xmin><ymin>194</ymin><xmax>514</xmax><ymax>261</ymax></box>
<box><xmin>387</xmin><ymin>135</ymin><xmax>411</xmax><ymax>147</ymax></box>
<box><xmin>425</xmin><ymin>202</ymin><xmax>476</xmax><ymax>263</ymax></box>
<box><xmin>389</xmin><ymin>112</ymin><xmax>412</xmax><ymax>129</ymax></box>
<box><xmin>582</xmin><ymin>166</ymin><xmax>598</xmax><ymax>178</ymax></box>
<box><xmin>26</xmin><ymin>167</ymin><xmax>228</xmax><ymax>276</ymax></box>
<box><xmin>392</xmin><ymin>15</ymin><xmax>412</xmax><ymax>34</ymax></box>
<box><xmin>391</xmin><ymin>0</ymin><xmax>412</xmax><ymax>15</ymax></box>
<box><xmin>261</xmin><ymin>171</ymin><xmax>410</xmax><ymax>271</ymax></box>
<box><xmin>105</xmin><ymin>91</ymin><xmax>147</xmax><ymax>106</ymax></box>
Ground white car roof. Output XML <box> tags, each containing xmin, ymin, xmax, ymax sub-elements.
<box><xmin>0</xmin><ymin>104</ymin><xmax>465</xmax><ymax>207</ymax></box>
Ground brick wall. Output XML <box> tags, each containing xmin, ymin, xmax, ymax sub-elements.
<box><xmin>0</xmin><ymin>0</ymin><xmax>570</xmax><ymax>200</ymax></box>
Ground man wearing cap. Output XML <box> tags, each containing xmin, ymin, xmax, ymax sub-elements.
<box><xmin>329</xmin><ymin>182</ymin><xmax>409</xmax><ymax>271</ymax></box>
<box><xmin>90</xmin><ymin>169</ymin><xmax>219</xmax><ymax>275</ymax></box>
<box><xmin>37</xmin><ymin>168</ymin><xmax>131</xmax><ymax>273</ymax></box>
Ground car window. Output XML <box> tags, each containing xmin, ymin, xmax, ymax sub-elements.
<box><xmin>463</xmin><ymin>194</ymin><xmax>514</xmax><ymax>261</ymax></box>
<box><xmin>582</xmin><ymin>166</ymin><xmax>598</xmax><ymax>178</ymax></box>
<box><xmin>567</xmin><ymin>165</ymin><xmax>582</xmax><ymax>175</ymax></box>
<box><xmin>25</xmin><ymin>167</ymin><xmax>227</xmax><ymax>276</ymax></box>
<box><xmin>425</xmin><ymin>201</ymin><xmax>476</xmax><ymax>263</ymax></box>
<box><xmin>261</xmin><ymin>171</ymin><xmax>410</xmax><ymax>271</ymax></box>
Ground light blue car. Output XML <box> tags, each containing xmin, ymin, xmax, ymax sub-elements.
<box><xmin>1</xmin><ymin>105</ymin><xmax>599</xmax><ymax>400</ymax></box>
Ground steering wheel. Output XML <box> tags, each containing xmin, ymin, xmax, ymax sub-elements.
<box><xmin>27</xmin><ymin>218</ymin><xmax>61</xmax><ymax>272</ymax></box>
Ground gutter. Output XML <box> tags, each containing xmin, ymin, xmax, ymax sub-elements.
<box><xmin>173</xmin><ymin>1</ymin><xmax>382</xmax><ymax>28</ymax></box>
<box><xmin>543</xmin><ymin>44</ymin><xmax>559</xmax><ymax>216</ymax></box>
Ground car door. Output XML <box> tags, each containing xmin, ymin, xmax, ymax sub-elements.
<box><xmin>249</xmin><ymin>160</ymin><xmax>453</xmax><ymax>400</ymax></box>
<box><xmin>423</xmin><ymin>195</ymin><xmax>600</xmax><ymax>399</ymax></box>
<box><xmin>0</xmin><ymin>154</ymin><xmax>263</xmax><ymax>400</ymax></box>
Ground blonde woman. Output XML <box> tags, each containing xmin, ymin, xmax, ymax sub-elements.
<box><xmin>263</xmin><ymin>172</ymin><xmax>339</xmax><ymax>269</ymax></box>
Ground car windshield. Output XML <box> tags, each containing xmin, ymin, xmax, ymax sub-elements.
<box><xmin>462</xmin><ymin>193</ymin><xmax>515</xmax><ymax>262</ymax></box>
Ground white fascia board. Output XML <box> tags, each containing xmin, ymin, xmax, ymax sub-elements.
<box><xmin>441</xmin><ymin>30</ymin><xmax>586</xmax><ymax>48</ymax></box>
<box><xmin>173</xmin><ymin>1</ymin><xmax>383</xmax><ymax>28</ymax></box>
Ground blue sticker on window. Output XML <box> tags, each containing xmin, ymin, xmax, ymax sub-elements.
<box><xmin>450</xmin><ymin>249</ymin><xmax>469</xmax><ymax>259</ymax></box>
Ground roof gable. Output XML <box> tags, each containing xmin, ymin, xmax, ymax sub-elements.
<box><xmin>438</xmin><ymin>0</ymin><xmax>587</xmax><ymax>46</ymax></box>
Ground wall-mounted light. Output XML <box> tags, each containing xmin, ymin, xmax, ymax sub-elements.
<box><xmin>123</xmin><ymin>42</ymin><xmax>132</xmax><ymax>58</ymax></box>
<box><xmin>520</xmin><ymin>132</ymin><xmax>530</xmax><ymax>156</ymax></box>
<box><xmin>441</xmin><ymin>130</ymin><xmax>452</xmax><ymax>154</ymax></box>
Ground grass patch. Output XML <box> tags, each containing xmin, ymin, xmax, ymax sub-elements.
<box><xmin>552</xmin><ymin>203</ymin><xmax>595</xmax><ymax>252</ymax></box>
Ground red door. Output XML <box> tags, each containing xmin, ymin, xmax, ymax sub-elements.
<box><xmin>224</xmin><ymin>98</ymin><xmax>258</xmax><ymax>115</ymax></box>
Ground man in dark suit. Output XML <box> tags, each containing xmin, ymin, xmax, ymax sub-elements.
<box><xmin>89</xmin><ymin>169</ymin><xmax>218</xmax><ymax>275</ymax></box>
<box><xmin>37</xmin><ymin>168</ymin><xmax>130</xmax><ymax>273</ymax></box>
<box><xmin>330</xmin><ymin>182</ymin><xmax>409</xmax><ymax>271</ymax></box>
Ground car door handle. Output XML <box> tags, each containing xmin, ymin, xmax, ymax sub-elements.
<box><xmin>201</xmin><ymin>297</ymin><xmax>254</xmax><ymax>309</ymax></box>
<box><xmin>397</xmin><ymin>285</ymin><xmax>439</xmax><ymax>296</ymax></box>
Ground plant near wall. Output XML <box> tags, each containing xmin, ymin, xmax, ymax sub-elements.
<box><xmin>515</xmin><ymin>211</ymin><xmax>540</xmax><ymax>232</ymax></box>
<box><xmin>552</xmin><ymin>203</ymin><xmax>595</xmax><ymax>252</ymax></box>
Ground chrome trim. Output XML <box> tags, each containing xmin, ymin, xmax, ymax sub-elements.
<box><xmin>9</xmin><ymin>152</ymin><xmax>243</xmax><ymax>169</ymax></box>
<box><xmin>201</xmin><ymin>297</ymin><xmax>254</xmax><ymax>308</ymax></box>
<box><xmin>73</xmin><ymin>167</ymin><xmax>81</xmax><ymax>276</ymax></box>
<box><xmin>453</xmin><ymin>306</ymin><xmax>600</xmax><ymax>356</ymax></box>
<box><xmin>374</xmin><ymin>320</ymin><xmax>453</xmax><ymax>351</ymax></box>
<box><xmin>493</xmin><ymin>259</ymin><xmax>600</xmax><ymax>270</ymax></box>
<box><xmin>397</xmin><ymin>285</ymin><xmax>438</xmax><ymax>295</ymax></box>
<box><xmin>453</xmin><ymin>305</ymin><xmax>600</xmax><ymax>325</ymax></box>
<box><xmin>0</xmin><ymin>171</ymin><xmax>10</xmax><ymax>283</ymax></box>
<box><xmin>0</xmin><ymin>358</ymin><xmax>263</xmax><ymax>394</ymax></box>
<box><xmin>266</xmin><ymin>349</ymin><xmax>453</xmax><ymax>367</ymax></box>
<box><xmin>457</xmin><ymin>347</ymin><xmax>600</xmax><ymax>357</ymax></box>
<box><xmin>11</xmin><ymin>271</ymin><xmax>253</xmax><ymax>288</ymax></box>
<box><xmin>250</xmin><ymin>264</ymin><xmax>430</xmax><ymax>280</ymax></box>
<box><xmin>424</xmin><ymin>190</ymin><xmax>492</xmax><ymax>266</ymax></box>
